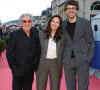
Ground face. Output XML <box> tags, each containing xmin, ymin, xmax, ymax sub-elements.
<box><xmin>50</xmin><ymin>17</ymin><xmax>60</xmax><ymax>31</ymax></box>
<box><xmin>21</xmin><ymin>16</ymin><xmax>32</xmax><ymax>32</ymax></box>
<box><xmin>65</xmin><ymin>5</ymin><xmax>78</xmax><ymax>19</ymax></box>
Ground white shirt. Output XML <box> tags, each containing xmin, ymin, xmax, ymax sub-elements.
<box><xmin>46</xmin><ymin>37</ymin><xmax>57</xmax><ymax>59</ymax></box>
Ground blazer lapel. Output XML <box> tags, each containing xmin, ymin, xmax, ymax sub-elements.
<box><xmin>73</xmin><ymin>17</ymin><xmax>81</xmax><ymax>41</ymax></box>
<box><xmin>44</xmin><ymin>37</ymin><xmax>49</xmax><ymax>55</ymax></box>
<box><xmin>56</xmin><ymin>40</ymin><xmax>60</xmax><ymax>57</ymax></box>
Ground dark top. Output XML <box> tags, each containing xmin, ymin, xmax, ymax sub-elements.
<box><xmin>66</xmin><ymin>22</ymin><xmax>76</xmax><ymax>58</ymax></box>
<box><xmin>66</xmin><ymin>21</ymin><xmax>76</xmax><ymax>39</ymax></box>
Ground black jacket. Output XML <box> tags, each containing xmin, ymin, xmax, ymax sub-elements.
<box><xmin>6</xmin><ymin>27</ymin><xmax>41</xmax><ymax>77</ymax></box>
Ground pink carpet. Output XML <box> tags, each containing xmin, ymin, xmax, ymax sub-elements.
<box><xmin>0</xmin><ymin>50</ymin><xmax>100</xmax><ymax>90</ymax></box>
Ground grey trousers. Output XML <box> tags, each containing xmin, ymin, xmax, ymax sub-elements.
<box><xmin>36</xmin><ymin>58</ymin><xmax>62</xmax><ymax>90</ymax></box>
<box><xmin>64</xmin><ymin>58</ymin><xmax>89</xmax><ymax>90</ymax></box>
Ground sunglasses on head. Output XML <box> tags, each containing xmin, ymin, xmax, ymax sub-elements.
<box><xmin>22</xmin><ymin>20</ymin><xmax>32</xmax><ymax>23</ymax></box>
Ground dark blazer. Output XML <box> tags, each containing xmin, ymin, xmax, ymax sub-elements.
<box><xmin>6</xmin><ymin>27</ymin><xmax>41</xmax><ymax>77</ymax></box>
<box><xmin>62</xmin><ymin>17</ymin><xmax>95</xmax><ymax>63</ymax></box>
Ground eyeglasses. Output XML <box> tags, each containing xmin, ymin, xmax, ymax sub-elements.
<box><xmin>66</xmin><ymin>7</ymin><xmax>76</xmax><ymax>11</ymax></box>
<box><xmin>22</xmin><ymin>20</ymin><xmax>32</xmax><ymax>23</ymax></box>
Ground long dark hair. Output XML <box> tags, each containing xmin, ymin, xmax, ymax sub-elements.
<box><xmin>44</xmin><ymin>15</ymin><xmax>63</xmax><ymax>43</ymax></box>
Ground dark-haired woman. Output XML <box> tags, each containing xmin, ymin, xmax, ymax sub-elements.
<box><xmin>36</xmin><ymin>15</ymin><xmax>65</xmax><ymax>90</ymax></box>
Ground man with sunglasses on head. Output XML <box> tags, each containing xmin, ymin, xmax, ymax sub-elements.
<box><xmin>6</xmin><ymin>13</ymin><xmax>41</xmax><ymax>90</ymax></box>
<box><xmin>62</xmin><ymin>0</ymin><xmax>95</xmax><ymax>90</ymax></box>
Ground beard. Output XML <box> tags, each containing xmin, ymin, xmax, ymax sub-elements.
<box><xmin>68</xmin><ymin>12</ymin><xmax>77</xmax><ymax>19</ymax></box>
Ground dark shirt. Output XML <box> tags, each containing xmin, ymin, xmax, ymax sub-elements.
<box><xmin>66</xmin><ymin>21</ymin><xmax>76</xmax><ymax>39</ymax></box>
<box><xmin>23</xmin><ymin>30</ymin><xmax>35</xmax><ymax>59</ymax></box>
<box><xmin>66</xmin><ymin>22</ymin><xmax>76</xmax><ymax>58</ymax></box>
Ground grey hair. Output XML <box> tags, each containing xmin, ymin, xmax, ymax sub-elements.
<box><xmin>19</xmin><ymin>13</ymin><xmax>33</xmax><ymax>25</ymax></box>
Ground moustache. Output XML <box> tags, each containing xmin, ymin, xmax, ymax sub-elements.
<box><xmin>69</xmin><ymin>12</ymin><xmax>74</xmax><ymax>13</ymax></box>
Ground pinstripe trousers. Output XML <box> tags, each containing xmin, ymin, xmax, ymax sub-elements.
<box><xmin>36</xmin><ymin>58</ymin><xmax>62</xmax><ymax>90</ymax></box>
